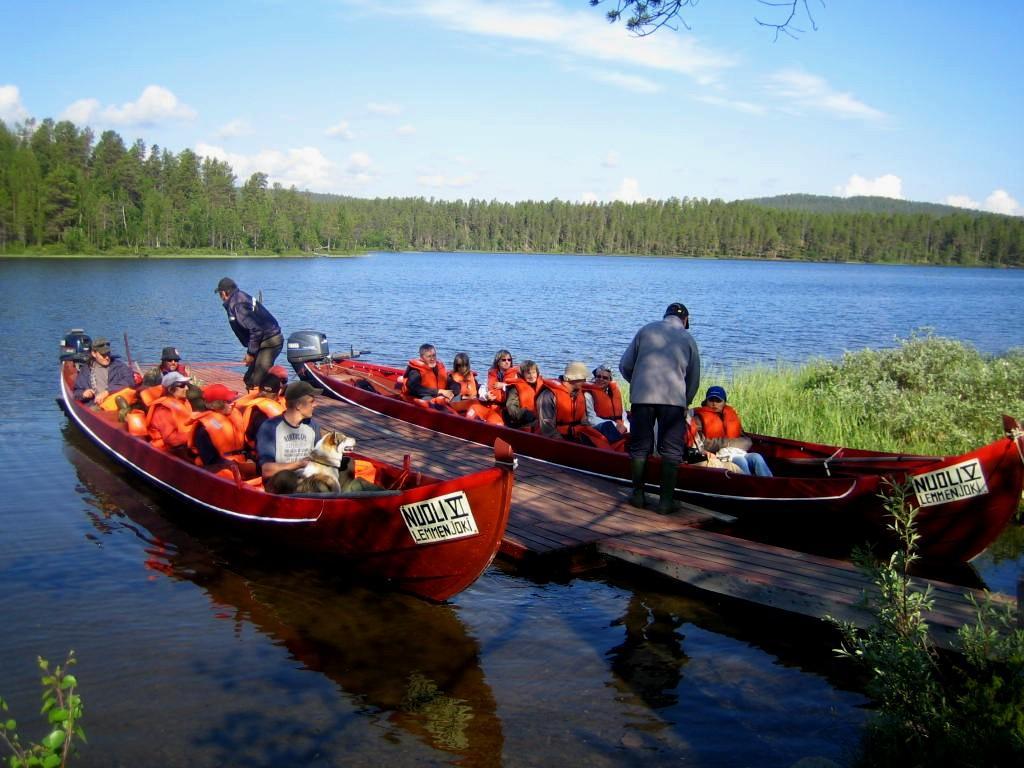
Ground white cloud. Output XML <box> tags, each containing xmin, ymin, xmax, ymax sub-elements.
<box><xmin>393</xmin><ymin>0</ymin><xmax>734</xmax><ymax>83</ymax></box>
<box><xmin>396</xmin><ymin>124</ymin><xmax>416</xmax><ymax>136</ymax></box>
<box><xmin>367</xmin><ymin>102</ymin><xmax>402</xmax><ymax>116</ymax></box>
<box><xmin>983</xmin><ymin>189</ymin><xmax>1021</xmax><ymax>216</ymax></box>
<box><xmin>61</xmin><ymin>85</ymin><xmax>196</xmax><ymax>127</ymax></box>
<box><xmin>0</xmin><ymin>85</ymin><xmax>30</xmax><ymax>122</ymax></box>
<box><xmin>590</xmin><ymin>70</ymin><xmax>661</xmax><ymax>93</ymax></box>
<box><xmin>615</xmin><ymin>177</ymin><xmax>642</xmax><ymax>202</ymax></box>
<box><xmin>765</xmin><ymin>69</ymin><xmax>885</xmax><ymax>122</ymax></box>
<box><xmin>695</xmin><ymin>94</ymin><xmax>766</xmax><ymax>115</ymax></box>
<box><xmin>836</xmin><ymin>173</ymin><xmax>903</xmax><ymax>199</ymax></box>
<box><xmin>216</xmin><ymin>119</ymin><xmax>253</xmax><ymax>139</ymax></box>
<box><xmin>347</xmin><ymin>151</ymin><xmax>373</xmax><ymax>172</ymax></box>
<box><xmin>196</xmin><ymin>142</ymin><xmax>333</xmax><ymax>190</ymax></box>
<box><xmin>945</xmin><ymin>194</ymin><xmax>980</xmax><ymax>210</ymax></box>
<box><xmin>602</xmin><ymin>151</ymin><xmax>619</xmax><ymax>169</ymax></box>
<box><xmin>326</xmin><ymin>120</ymin><xmax>354</xmax><ymax>139</ymax></box>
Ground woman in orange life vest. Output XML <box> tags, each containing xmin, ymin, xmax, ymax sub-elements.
<box><xmin>480</xmin><ymin>349</ymin><xmax>519</xmax><ymax>405</ymax></box>
<box><xmin>583</xmin><ymin>365</ymin><xmax>629</xmax><ymax>438</ymax></box>
<box><xmin>449</xmin><ymin>352</ymin><xmax>504</xmax><ymax>425</ymax></box>
<box><xmin>190</xmin><ymin>383</ymin><xmax>248</xmax><ymax>467</ymax></box>
<box><xmin>401</xmin><ymin>343</ymin><xmax>458</xmax><ymax>406</ymax></box>
<box><xmin>145</xmin><ymin>371</ymin><xmax>195</xmax><ymax>457</ymax></box>
<box><xmin>503</xmin><ymin>359</ymin><xmax>544</xmax><ymax>429</ymax></box>
<box><xmin>535</xmin><ymin>361</ymin><xmax>620</xmax><ymax>448</ymax></box>
<box><xmin>691</xmin><ymin>385</ymin><xmax>773</xmax><ymax>477</ymax></box>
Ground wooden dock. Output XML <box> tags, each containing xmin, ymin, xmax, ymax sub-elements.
<box><xmin>192</xmin><ymin>363</ymin><xmax>1016</xmax><ymax>648</ymax></box>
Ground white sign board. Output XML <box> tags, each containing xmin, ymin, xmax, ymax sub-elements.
<box><xmin>400</xmin><ymin>491</ymin><xmax>479</xmax><ymax>544</ymax></box>
<box><xmin>912</xmin><ymin>458</ymin><xmax>989</xmax><ymax>508</ymax></box>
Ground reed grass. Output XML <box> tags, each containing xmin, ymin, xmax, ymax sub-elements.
<box><xmin>620</xmin><ymin>332</ymin><xmax>1024</xmax><ymax>455</ymax></box>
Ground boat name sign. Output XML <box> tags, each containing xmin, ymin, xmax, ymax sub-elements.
<box><xmin>400</xmin><ymin>491</ymin><xmax>479</xmax><ymax>544</ymax></box>
<box><xmin>912</xmin><ymin>458</ymin><xmax>989</xmax><ymax>507</ymax></box>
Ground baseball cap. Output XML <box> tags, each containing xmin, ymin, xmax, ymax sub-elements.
<box><xmin>202</xmin><ymin>383</ymin><xmax>239</xmax><ymax>403</ymax></box>
<box><xmin>161</xmin><ymin>346</ymin><xmax>181</xmax><ymax>361</ymax></box>
<box><xmin>705</xmin><ymin>385</ymin><xmax>727</xmax><ymax>402</ymax></box>
<box><xmin>664</xmin><ymin>302</ymin><xmax>689</xmax><ymax>320</ymax></box>
<box><xmin>285</xmin><ymin>380</ymin><xmax>323</xmax><ymax>404</ymax></box>
<box><xmin>215</xmin><ymin>277</ymin><xmax>238</xmax><ymax>294</ymax></box>
<box><xmin>161</xmin><ymin>371</ymin><xmax>190</xmax><ymax>389</ymax></box>
<box><xmin>92</xmin><ymin>337</ymin><xmax>111</xmax><ymax>352</ymax></box>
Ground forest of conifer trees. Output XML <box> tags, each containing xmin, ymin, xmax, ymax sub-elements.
<box><xmin>1</xmin><ymin>118</ymin><xmax>1021</xmax><ymax>266</ymax></box>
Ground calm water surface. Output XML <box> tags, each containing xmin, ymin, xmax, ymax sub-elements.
<box><xmin>1</xmin><ymin>254</ymin><xmax>1022</xmax><ymax>767</ymax></box>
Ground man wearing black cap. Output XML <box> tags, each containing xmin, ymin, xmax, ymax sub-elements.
<box><xmin>215</xmin><ymin>277</ymin><xmax>283</xmax><ymax>391</ymax></box>
<box><xmin>619</xmin><ymin>303</ymin><xmax>701</xmax><ymax>513</ymax></box>
<box><xmin>255</xmin><ymin>380</ymin><xmax>323</xmax><ymax>482</ymax></box>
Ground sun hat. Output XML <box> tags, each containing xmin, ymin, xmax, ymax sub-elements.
<box><xmin>161</xmin><ymin>371</ymin><xmax>190</xmax><ymax>389</ymax></box>
<box><xmin>161</xmin><ymin>346</ymin><xmax>181</xmax><ymax>361</ymax></box>
<box><xmin>705</xmin><ymin>385</ymin><xmax>727</xmax><ymax>402</ymax></box>
<box><xmin>563</xmin><ymin>361</ymin><xmax>590</xmax><ymax>382</ymax></box>
<box><xmin>202</xmin><ymin>383</ymin><xmax>239</xmax><ymax>403</ymax></box>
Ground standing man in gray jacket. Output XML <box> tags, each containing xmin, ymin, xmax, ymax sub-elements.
<box><xmin>619</xmin><ymin>302</ymin><xmax>701</xmax><ymax>513</ymax></box>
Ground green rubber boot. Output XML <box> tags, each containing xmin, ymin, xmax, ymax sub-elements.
<box><xmin>115</xmin><ymin>395</ymin><xmax>131</xmax><ymax>423</ymax></box>
<box><xmin>656</xmin><ymin>460</ymin><xmax>679</xmax><ymax>515</ymax></box>
<box><xmin>628</xmin><ymin>458</ymin><xmax>647</xmax><ymax>508</ymax></box>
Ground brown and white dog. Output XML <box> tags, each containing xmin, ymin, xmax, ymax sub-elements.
<box><xmin>295</xmin><ymin>431</ymin><xmax>357</xmax><ymax>495</ymax></box>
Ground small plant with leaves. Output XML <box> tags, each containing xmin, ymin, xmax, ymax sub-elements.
<box><xmin>0</xmin><ymin>651</ymin><xmax>85</xmax><ymax>768</ymax></box>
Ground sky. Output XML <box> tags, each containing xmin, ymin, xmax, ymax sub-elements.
<box><xmin>3</xmin><ymin>0</ymin><xmax>1022</xmax><ymax>214</ymax></box>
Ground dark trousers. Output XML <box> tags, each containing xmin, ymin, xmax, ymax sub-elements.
<box><xmin>628</xmin><ymin>404</ymin><xmax>687</xmax><ymax>464</ymax></box>
<box><xmin>244</xmin><ymin>333</ymin><xmax>284</xmax><ymax>389</ymax></box>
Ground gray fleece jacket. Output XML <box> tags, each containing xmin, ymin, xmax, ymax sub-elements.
<box><xmin>618</xmin><ymin>315</ymin><xmax>700</xmax><ymax>407</ymax></box>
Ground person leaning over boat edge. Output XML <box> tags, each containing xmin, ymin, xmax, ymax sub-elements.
<box><xmin>256</xmin><ymin>380</ymin><xmax>323</xmax><ymax>482</ymax></box>
<box><xmin>215</xmin><ymin>277</ymin><xmax>284</xmax><ymax>391</ymax></box>
<box><xmin>73</xmin><ymin>336</ymin><xmax>137</xmax><ymax>411</ymax></box>
<box><xmin>619</xmin><ymin>302</ymin><xmax>701</xmax><ymax>513</ymax></box>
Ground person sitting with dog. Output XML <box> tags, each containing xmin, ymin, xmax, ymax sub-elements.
<box><xmin>145</xmin><ymin>371</ymin><xmax>195</xmax><ymax>457</ymax></box>
<box><xmin>190</xmin><ymin>383</ymin><xmax>247</xmax><ymax>468</ymax></box>
<box><xmin>583</xmin><ymin>365</ymin><xmax>629</xmax><ymax>438</ymax></box>
<box><xmin>73</xmin><ymin>337</ymin><xmax>138</xmax><ymax>414</ymax></box>
<box><xmin>692</xmin><ymin>385</ymin><xmax>773</xmax><ymax>476</ymax></box>
<box><xmin>256</xmin><ymin>380</ymin><xmax>323</xmax><ymax>482</ymax></box>
<box><xmin>503</xmin><ymin>360</ymin><xmax>544</xmax><ymax>429</ymax></box>
<box><xmin>402</xmin><ymin>343</ymin><xmax>459</xmax><ymax>405</ymax></box>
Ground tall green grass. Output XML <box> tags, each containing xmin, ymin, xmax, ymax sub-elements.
<box><xmin>622</xmin><ymin>332</ymin><xmax>1024</xmax><ymax>455</ymax></box>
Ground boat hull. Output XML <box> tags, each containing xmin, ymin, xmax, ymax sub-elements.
<box><xmin>305</xmin><ymin>359</ymin><xmax>1024</xmax><ymax>562</ymax></box>
<box><xmin>60</xmin><ymin>362</ymin><xmax>514</xmax><ymax>601</ymax></box>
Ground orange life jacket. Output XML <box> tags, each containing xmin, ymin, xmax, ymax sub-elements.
<box><xmin>694</xmin><ymin>404</ymin><xmax>743</xmax><ymax>439</ymax></box>
<box><xmin>507</xmin><ymin>377</ymin><xmax>544</xmax><ymax>414</ymax></box>
<box><xmin>401</xmin><ymin>359</ymin><xmax>449</xmax><ymax>397</ymax></box>
<box><xmin>449</xmin><ymin>370</ymin><xmax>479</xmax><ymax>399</ymax></box>
<box><xmin>138</xmin><ymin>385</ymin><xmax>165</xmax><ymax>408</ymax></box>
<box><xmin>97</xmin><ymin>386</ymin><xmax>138</xmax><ymax>412</ymax></box>
<box><xmin>486</xmin><ymin>365</ymin><xmax>520</xmax><ymax>404</ymax></box>
<box><xmin>240</xmin><ymin>396</ymin><xmax>286</xmax><ymax>444</ymax></box>
<box><xmin>582</xmin><ymin>381</ymin><xmax>625</xmax><ymax>422</ymax></box>
<box><xmin>188</xmin><ymin>409</ymin><xmax>246</xmax><ymax>462</ymax></box>
<box><xmin>145</xmin><ymin>396</ymin><xmax>195</xmax><ymax>450</ymax></box>
<box><xmin>126</xmin><ymin>410</ymin><xmax>148</xmax><ymax>437</ymax></box>
<box><xmin>541</xmin><ymin>379</ymin><xmax>587</xmax><ymax>434</ymax></box>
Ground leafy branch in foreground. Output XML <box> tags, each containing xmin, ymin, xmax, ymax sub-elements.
<box><xmin>0</xmin><ymin>651</ymin><xmax>85</xmax><ymax>768</ymax></box>
<box><xmin>830</xmin><ymin>481</ymin><xmax>1024</xmax><ymax>766</ymax></box>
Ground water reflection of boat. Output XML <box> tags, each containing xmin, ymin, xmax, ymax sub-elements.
<box><xmin>60</xmin><ymin>359</ymin><xmax>515</xmax><ymax>601</ymax></box>
<box><xmin>63</xmin><ymin>430</ymin><xmax>505</xmax><ymax>766</ymax></box>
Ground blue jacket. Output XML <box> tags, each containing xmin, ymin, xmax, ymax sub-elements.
<box><xmin>223</xmin><ymin>289</ymin><xmax>282</xmax><ymax>356</ymax></box>
<box><xmin>72</xmin><ymin>355</ymin><xmax>136</xmax><ymax>401</ymax></box>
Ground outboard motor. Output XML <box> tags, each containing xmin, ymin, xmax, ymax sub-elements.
<box><xmin>60</xmin><ymin>328</ymin><xmax>92</xmax><ymax>364</ymax></box>
<box><xmin>287</xmin><ymin>330</ymin><xmax>330</xmax><ymax>379</ymax></box>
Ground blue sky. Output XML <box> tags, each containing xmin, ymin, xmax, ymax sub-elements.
<box><xmin>3</xmin><ymin>0</ymin><xmax>1022</xmax><ymax>213</ymax></box>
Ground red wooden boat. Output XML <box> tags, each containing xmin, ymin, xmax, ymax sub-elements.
<box><xmin>293</xmin><ymin>347</ymin><xmax>1023</xmax><ymax>562</ymax></box>
<box><xmin>59</xmin><ymin>360</ymin><xmax>515</xmax><ymax>601</ymax></box>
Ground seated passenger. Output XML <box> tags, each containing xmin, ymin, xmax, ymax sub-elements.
<box><xmin>73</xmin><ymin>337</ymin><xmax>137</xmax><ymax>412</ymax></box>
<box><xmin>583</xmin><ymin>365</ymin><xmax>629</xmax><ymax>439</ymax></box>
<box><xmin>401</xmin><ymin>343</ymin><xmax>458</xmax><ymax>406</ymax></box>
<box><xmin>479</xmin><ymin>349</ymin><xmax>519</xmax><ymax>404</ymax></box>
<box><xmin>145</xmin><ymin>371</ymin><xmax>195</xmax><ymax>457</ymax></box>
<box><xmin>190</xmin><ymin>383</ymin><xmax>246</xmax><ymax>467</ymax></box>
<box><xmin>536</xmin><ymin>362</ymin><xmax>622</xmax><ymax>448</ymax></box>
<box><xmin>450</xmin><ymin>352</ymin><xmax>504</xmax><ymax>424</ymax></box>
<box><xmin>503</xmin><ymin>360</ymin><xmax>544</xmax><ymax>429</ymax></box>
<box><xmin>692</xmin><ymin>386</ymin><xmax>773</xmax><ymax>477</ymax></box>
<box><xmin>239</xmin><ymin>372</ymin><xmax>287</xmax><ymax>453</ymax></box>
<box><xmin>256</xmin><ymin>381</ymin><xmax>323</xmax><ymax>482</ymax></box>
<box><xmin>159</xmin><ymin>346</ymin><xmax>190</xmax><ymax>378</ymax></box>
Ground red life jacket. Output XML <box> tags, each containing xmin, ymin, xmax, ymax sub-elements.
<box><xmin>240</xmin><ymin>396</ymin><xmax>286</xmax><ymax>443</ymax></box>
<box><xmin>507</xmin><ymin>377</ymin><xmax>544</xmax><ymax>413</ymax></box>
<box><xmin>139</xmin><ymin>384</ymin><xmax>165</xmax><ymax>408</ymax></box>
<box><xmin>694</xmin><ymin>404</ymin><xmax>743</xmax><ymax>439</ymax></box>
<box><xmin>188</xmin><ymin>409</ymin><xmax>246</xmax><ymax>462</ymax></box>
<box><xmin>541</xmin><ymin>379</ymin><xmax>587</xmax><ymax>435</ymax></box>
<box><xmin>450</xmin><ymin>370</ymin><xmax>479</xmax><ymax>399</ymax></box>
<box><xmin>582</xmin><ymin>381</ymin><xmax>624</xmax><ymax>421</ymax></box>
<box><xmin>486</xmin><ymin>365</ymin><xmax>520</xmax><ymax>404</ymax></box>
<box><xmin>145</xmin><ymin>396</ymin><xmax>194</xmax><ymax>450</ymax></box>
<box><xmin>402</xmin><ymin>359</ymin><xmax>449</xmax><ymax>397</ymax></box>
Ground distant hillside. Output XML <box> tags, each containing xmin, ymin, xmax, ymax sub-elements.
<box><xmin>744</xmin><ymin>194</ymin><xmax>984</xmax><ymax>218</ymax></box>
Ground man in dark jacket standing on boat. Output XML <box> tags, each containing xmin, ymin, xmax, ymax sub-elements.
<box><xmin>216</xmin><ymin>277</ymin><xmax>284</xmax><ymax>391</ymax></box>
<box><xmin>619</xmin><ymin>302</ymin><xmax>701</xmax><ymax>514</ymax></box>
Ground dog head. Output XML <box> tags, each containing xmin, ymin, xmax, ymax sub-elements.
<box><xmin>309</xmin><ymin>431</ymin><xmax>357</xmax><ymax>468</ymax></box>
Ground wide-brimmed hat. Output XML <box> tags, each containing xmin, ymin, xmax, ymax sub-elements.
<box><xmin>563</xmin><ymin>361</ymin><xmax>589</xmax><ymax>382</ymax></box>
<box><xmin>161</xmin><ymin>346</ymin><xmax>181</xmax><ymax>361</ymax></box>
<box><xmin>202</xmin><ymin>383</ymin><xmax>239</xmax><ymax>403</ymax></box>
<box><xmin>161</xmin><ymin>371</ymin><xmax>190</xmax><ymax>390</ymax></box>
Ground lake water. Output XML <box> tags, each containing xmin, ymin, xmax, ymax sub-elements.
<box><xmin>1</xmin><ymin>253</ymin><xmax>1022</xmax><ymax>767</ymax></box>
